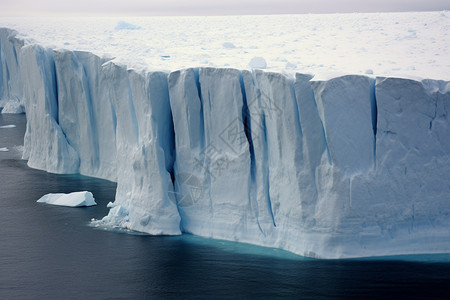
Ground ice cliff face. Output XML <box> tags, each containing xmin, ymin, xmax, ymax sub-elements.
<box><xmin>1</xmin><ymin>28</ymin><xmax>449</xmax><ymax>258</ymax></box>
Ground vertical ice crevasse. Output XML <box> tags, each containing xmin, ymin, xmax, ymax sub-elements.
<box><xmin>242</xmin><ymin>70</ymin><xmax>276</xmax><ymax>232</ymax></box>
<box><xmin>369</xmin><ymin>77</ymin><xmax>378</xmax><ymax>169</ymax></box>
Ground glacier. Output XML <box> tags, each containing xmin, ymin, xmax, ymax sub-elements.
<box><xmin>1</xmin><ymin>27</ymin><xmax>450</xmax><ymax>258</ymax></box>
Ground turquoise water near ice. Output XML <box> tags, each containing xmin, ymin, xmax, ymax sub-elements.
<box><xmin>1</xmin><ymin>114</ymin><xmax>450</xmax><ymax>299</ymax></box>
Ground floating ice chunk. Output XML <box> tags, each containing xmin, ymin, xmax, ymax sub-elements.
<box><xmin>1</xmin><ymin>99</ymin><xmax>25</xmax><ymax>114</ymax></box>
<box><xmin>37</xmin><ymin>191</ymin><xmax>97</xmax><ymax>207</ymax></box>
<box><xmin>0</xmin><ymin>124</ymin><xmax>16</xmax><ymax>128</ymax></box>
<box><xmin>248</xmin><ymin>56</ymin><xmax>267</xmax><ymax>69</ymax></box>
<box><xmin>14</xmin><ymin>145</ymin><xmax>24</xmax><ymax>154</ymax></box>
<box><xmin>114</xmin><ymin>21</ymin><xmax>141</xmax><ymax>31</ymax></box>
<box><xmin>0</xmin><ymin>147</ymin><xmax>8</xmax><ymax>152</ymax></box>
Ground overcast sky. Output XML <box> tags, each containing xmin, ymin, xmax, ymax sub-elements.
<box><xmin>1</xmin><ymin>0</ymin><xmax>449</xmax><ymax>16</ymax></box>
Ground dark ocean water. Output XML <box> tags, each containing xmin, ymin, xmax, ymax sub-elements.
<box><xmin>1</xmin><ymin>113</ymin><xmax>450</xmax><ymax>299</ymax></box>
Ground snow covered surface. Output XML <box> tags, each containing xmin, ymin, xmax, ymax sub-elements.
<box><xmin>37</xmin><ymin>191</ymin><xmax>97</xmax><ymax>207</ymax></box>
<box><xmin>1</xmin><ymin>11</ymin><xmax>449</xmax><ymax>79</ymax></box>
<box><xmin>1</xmin><ymin>12</ymin><xmax>450</xmax><ymax>258</ymax></box>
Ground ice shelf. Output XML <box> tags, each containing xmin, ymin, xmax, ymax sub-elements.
<box><xmin>1</xmin><ymin>27</ymin><xmax>450</xmax><ymax>258</ymax></box>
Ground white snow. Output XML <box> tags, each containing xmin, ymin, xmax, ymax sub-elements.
<box><xmin>1</xmin><ymin>12</ymin><xmax>450</xmax><ymax>258</ymax></box>
<box><xmin>0</xmin><ymin>12</ymin><xmax>449</xmax><ymax>79</ymax></box>
<box><xmin>37</xmin><ymin>191</ymin><xmax>97</xmax><ymax>207</ymax></box>
<box><xmin>248</xmin><ymin>56</ymin><xmax>267</xmax><ymax>69</ymax></box>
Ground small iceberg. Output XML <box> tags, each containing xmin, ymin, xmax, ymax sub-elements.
<box><xmin>1</xmin><ymin>99</ymin><xmax>25</xmax><ymax>114</ymax></box>
<box><xmin>0</xmin><ymin>125</ymin><xmax>16</xmax><ymax>129</ymax></box>
<box><xmin>37</xmin><ymin>191</ymin><xmax>97</xmax><ymax>207</ymax></box>
<box><xmin>114</xmin><ymin>21</ymin><xmax>141</xmax><ymax>31</ymax></box>
<box><xmin>0</xmin><ymin>147</ymin><xmax>8</xmax><ymax>152</ymax></box>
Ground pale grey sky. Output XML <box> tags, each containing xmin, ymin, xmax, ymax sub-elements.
<box><xmin>1</xmin><ymin>0</ymin><xmax>449</xmax><ymax>16</ymax></box>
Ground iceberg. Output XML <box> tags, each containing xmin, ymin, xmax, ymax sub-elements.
<box><xmin>1</xmin><ymin>99</ymin><xmax>24</xmax><ymax>114</ymax></box>
<box><xmin>1</xmin><ymin>27</ymin><xmax>450</xmax><ymax>258</ymax></box>
<box><xmin>37</xmin><ymin>191</ymin><xmax>97</xmax><ymax>207</ymax></box>
<box><xmin>114</xmin><ymin>21</ymin><xmax>141</xmax><ymax>31</ymax></box>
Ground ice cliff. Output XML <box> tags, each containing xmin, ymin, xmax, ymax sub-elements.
<box><xmin>1</xmin><ymin>28</ymin><xmax>449</xmax><ymax>258</ymax></box>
